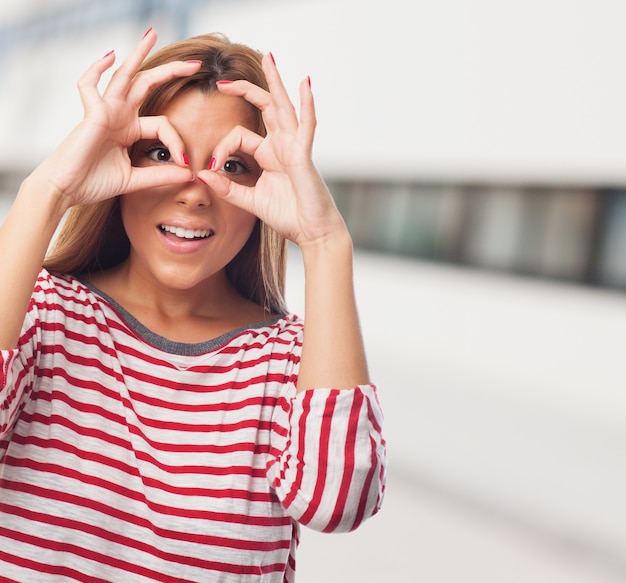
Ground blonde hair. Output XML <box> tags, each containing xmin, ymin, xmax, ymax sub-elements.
<box><xmin>45</xmin><ymin>33</ymin><xmax>288</xmax><ymax>315</ymax></box>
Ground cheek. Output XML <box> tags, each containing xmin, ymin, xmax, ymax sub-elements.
<box><xmin>120</xmin><ymin>196</ymin><xmax>148</xmax><ymax>240</ymax></box>
<box><xmin>119</xmin><ymin>196</ymin><xmax>138</xmax><ymax>236</ymax></box>
<box><xmin>231</xmin><ymin>209</ymin><xmax>258</xmax><ymax>240</ymax></box>
<box><xmin>226</xmin><ymin>211</ymin><xmax>259</xmax><ymax>263</ymax></box>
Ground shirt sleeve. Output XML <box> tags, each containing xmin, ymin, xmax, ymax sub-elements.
<box><xmin>0</xmin><ymin>348</ymin><xmax>23</xmax><ymax>438</ymax></box>
<box><xmin>266</xmin><ymin>383</ymin><xmax>387</xmax><ymax>533</ymax></box>
<box><xmin>0</xmin><ymin>270</ymin><xmax>60</xmax><ymax>439</ymax></box>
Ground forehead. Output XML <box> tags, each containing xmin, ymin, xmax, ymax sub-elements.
<box><xmin>160</xmin><ymin>89</ymin><xmax>259</xmax><ymax>132</ymax></box>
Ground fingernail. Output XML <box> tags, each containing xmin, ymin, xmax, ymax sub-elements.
<box><xmin>102</xmin><ymin>50</ymin><xmax>115</xmax><ymax>59</ymax></box>
<box><xmin>269</xmin><ymin>52</ymin><xmax>276</xmax><ymax>66</ymax></box>
<box><xmin>143</xmin><ymin>27</ymin><xmax>153</xmax><ymax>39</ymax></box>
<box><xmin>182</xmin><ymin>152</ymin><xmax>189</xmax><ymax>166</ymax></box>
<box><xmin>307</xmin><ymin>75</ymin><xmax>311</xmax><ymax>88</ymax></box>
<box><xmin>208</xmin><ymin>157</ymin><xmax>216</xmax><ymax>170</ymax></box>
<box><xmin>187</xmin><ymin>60</ymin><xmax>202</xmax><ymax>65</ymax></box>
<box><xmin>197</xmin><ymin>174</ymin><xmax>207</xmax><ymax>185</ymax></box>
<box><xmin>216</xmin><ymin>80</ymin><xmax>233</xmax><ymax>86</ymax></box>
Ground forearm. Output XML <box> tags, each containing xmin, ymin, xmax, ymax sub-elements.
<box><xmin>0</xmin><ymin>172</ymin><xmax>68</xmax><ymax>348</ymax></box>
<box><xmin>296</xmin><ymin>228</ymin><xmax>370</xmax><ymax>393</ymax></box>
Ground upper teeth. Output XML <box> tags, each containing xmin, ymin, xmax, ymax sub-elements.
<box><xmin>161</xmin><ymin>225</ymin><xmax>211</xmax><ymax>239</ymax></box>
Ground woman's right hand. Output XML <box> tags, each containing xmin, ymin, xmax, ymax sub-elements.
<box><xmin>32</xmin><ymin>28</ymin><xmax>197</xmax><ymax>210</ymax></box>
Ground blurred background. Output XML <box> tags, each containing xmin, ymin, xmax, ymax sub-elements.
<box><xmin>1</xmin><ymin>1</ymin><xmax>625</xmax><ymax>581</ymax></box>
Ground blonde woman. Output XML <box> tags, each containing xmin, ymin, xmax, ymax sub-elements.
<box><xmin>0</xmin><ymin>29</ymin><xmax>386</xmax><ymax>582</ymax></box>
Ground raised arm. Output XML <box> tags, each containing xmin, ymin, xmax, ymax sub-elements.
<box><xmin>198</xmin><ymin>55</ymin><xmax>370</xmax><ymax>392</ymax></box>
<box><xmin>296</xmin><ymin>227</ymin><xmax>369</xmax><ymax>391</ymax></box>
<box><xmin>0</xmin><ymin>30</ymin><xmax>197</xmax><ymax>349</ymax></box>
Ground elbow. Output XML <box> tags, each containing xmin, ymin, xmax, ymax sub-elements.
<box><xmin>321</xmin><ymin>439</ymin><xmax>387</xmax><ymax>533</ymax></box>
<box><xmin>288</xmin><ymin>437</ymin><xmax>388</xmax><ymax>534</ymax></box>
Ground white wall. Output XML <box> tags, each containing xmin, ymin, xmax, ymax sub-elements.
<box><xmin>2</xmin><ymin>0</ymin><xmax>626</xmax><ymax>184</ymax></box>
<box><xmin>196</xmin><ymin>0</ymin><xmax>626</xmax><ymax>184</ymax></box>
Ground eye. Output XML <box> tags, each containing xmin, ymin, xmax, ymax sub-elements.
<box><xmin>144</xmin><ymin>144</ymin><xmax>173</xmax><ymax>163</ymax></box>
<box><xmin>222</xmin><ymin>158</ymin><xmax>251</xmax><ymax>176</ymax></box>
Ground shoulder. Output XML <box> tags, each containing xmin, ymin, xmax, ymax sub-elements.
<box><xmin>19</xmin><ymin>270</ymin><xmax>113</xmax><ymax>349</ymax></box>
<box><xmin>248</xmin><ymin>313</ymin><xmax>303</xmax><ymax>352</ymax></box>
<box><xmin>33</xmin><ymin>268</ymin><xmax>107</xmax><ymax>315</ymax></box>
<box><xmin>269</xmin><ymin>313</ymin><xmax>303</xmax><ymax>336</ymax></box>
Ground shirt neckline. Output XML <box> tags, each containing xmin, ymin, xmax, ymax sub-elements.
<box><xmin>79</xmin><ymin>278</ymin><xmax>284</xmax><ymax>356</ymax></box>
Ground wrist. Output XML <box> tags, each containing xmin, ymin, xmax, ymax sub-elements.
<box><xmin>20</xmin><ymin>168</ymin><xmax>72</xmax><ymax>224</ymax></box>
<box><xmin>298</xmin><ymin>223</ymin><xmax>353</xmax><ymax>263</ymax></box>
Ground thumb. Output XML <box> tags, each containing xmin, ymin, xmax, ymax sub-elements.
<box><xmin>196</xmin><ymin>170</ymin><xmax>257</xmax><ymax>215</ymax></box>
<box><xmin>126</xmin><ymin>165</ymin><xmax>195</xmax><ymax>193</ymax></box>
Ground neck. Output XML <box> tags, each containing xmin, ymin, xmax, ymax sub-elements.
<box><xmin>86</xmin><ymin>259</ymin><xmax>272</xmax><ymax>344</ymax></box>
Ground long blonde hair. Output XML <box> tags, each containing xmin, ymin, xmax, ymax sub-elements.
<box><xmin>45</xmin><ymin>33</ymin><xmax>288</xmax><ymax>315</ymax></box>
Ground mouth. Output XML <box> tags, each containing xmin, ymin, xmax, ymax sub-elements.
<box><xmin>159</xmin><ymin>224</ymin><xmax>214</xmax><ymax>240</ymax></box>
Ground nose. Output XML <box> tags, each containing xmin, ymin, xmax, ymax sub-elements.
<box><xmin>174</xmin><ymin>174</ymin><xmax>212</xmax><ymax>209</ymax></box>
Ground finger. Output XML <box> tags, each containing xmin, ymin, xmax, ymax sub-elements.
<box><xmin>136</xmin><ymin>115</ymin><xmax>188</xmax><ymax>167</ymax></box>
<box><xmin>209</xmin><ymin>125</ymin><xmax>265</xmax><ymax>171</ymax></box>
<box><xmin>126</xmin><ymin>165</ymin><xmax>195</xmax><ymax>194</ymax></box>
<box><xmin>216</xmin><ymin>79</ymin><xmax>279</xmax><ymax>132</ymax></box>
<box><xmin>103</xmin><ymin>27</ymin><xmax>158</xmax><ymax>99</ymax></box>
<box><xmin>298</xmin><ymin>76</ymin><xmax>317</xmax><ymax>152</ymax></box>
<box><xmin>195</xmin><ymin>169</ymin><xmax>257</xmax><ymax>215</ymax></box>
<box><xmin>261</xmin><ymin>53</ymin><xmax>299</xmax><ymax>132</ymax></box>
<box><xmin>76</xmin><ymin>50</ymin><xmax>117</xmax><ymax>113</ymax></box>
<box><xmin>216</xmin><ymin>55</ymin><xmax>299</xmax><ymax>135</ymax></box>
<box><xmin>216</xmin><ymin>78</ymin><xmax>272</xmax><ymax>110</ymax></box>
<box><xmin>261</xmin><ymin>54</ymin><xmax>295</xmax><ymax>109</ymax></box>
<box><xmin>125</xmin><ymin>60</ymin><xmax>202</xmax><ymax>108</ymax></box>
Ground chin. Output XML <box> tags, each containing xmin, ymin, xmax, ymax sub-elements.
<box><xmin>148</xmin><ymin>263</ymin><xmax>221</xmax><ymax>292</ymax></box>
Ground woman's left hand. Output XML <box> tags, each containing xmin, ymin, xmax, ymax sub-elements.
<box><xmin>195</xmin><ymin>54</ymin><xmax>347</xmax><ymax>250</ymax></box>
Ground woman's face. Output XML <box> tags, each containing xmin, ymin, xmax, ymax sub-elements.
<box><xmin>121</xmin><ymin>89</ymin><xmax>261</xmax><ymax>293</ymax></box>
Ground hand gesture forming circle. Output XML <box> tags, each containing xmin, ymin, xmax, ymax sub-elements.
<box><xmin>40</xmin><ymin>30</ymin><xmax>347</xmax><ymax>250</ymax></box>
<box><xmin>196</xmin><ymin>54</ymin><xmax>347</xmax><ymax>249</ymax></box>
<box><xmin>39</xmin><ymin>30</ymin><xmax>197</xmax><ymax>209</ymax></box>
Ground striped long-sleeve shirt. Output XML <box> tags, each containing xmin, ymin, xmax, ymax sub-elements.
<box><xmin>0</xmin><ymin>270</ymin><xmax>386</xmax><ymax>582</ymax></box>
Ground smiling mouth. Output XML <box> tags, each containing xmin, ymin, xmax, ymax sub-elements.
<box><xmin>159</xmin><ymin>224</ymin><xmax>214</xmax><ymax>240</ymax></box>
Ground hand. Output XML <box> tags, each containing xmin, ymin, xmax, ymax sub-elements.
<box><xmin>33</xmin><ymin>29</ymin><xmax>197</xmax><ymax>210</ymax></box>
<box><xmin>196</xmin><ymin>54</ymin><xmax>348</xmax><ymax>249</ymax></box>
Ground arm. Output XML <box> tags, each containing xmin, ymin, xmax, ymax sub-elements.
<box><xmin>198</xmin><ymin>57</ymin><xmax>369</xmax><ymax>392</ymax></box>
<box><xmin>0</xmin><ymin>30</ymin><xmax>196</xmax><ymax>350</ymax></box>
<box><xmin>200</xmin><ymin>53</ymin><xmax>387</xmax><ymax>530</ymax></box>
<box><xmin>297</xmin><ymin>229</ymin><xmax>369</xmax><ymax>392</ymax></box>
<box><xmin>0</xmin><ymin>175</ymin><xmax>67</xmax><ymax>349</ymax></box>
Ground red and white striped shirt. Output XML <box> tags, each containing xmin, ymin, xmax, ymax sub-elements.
<box><xmin>0</xmin><ymin>270</ymin><xmax>386</xmax><ymax>582</ymax></box>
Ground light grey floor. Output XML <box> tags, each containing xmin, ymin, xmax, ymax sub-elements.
<box><xmin>296</xmin><ymin>470</ymin><xmax>625</xmax><ymax>583</ymax></box>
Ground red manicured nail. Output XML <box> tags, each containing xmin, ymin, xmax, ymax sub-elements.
<box><xmin>187</xmin><ymin>60</ymin><xmax>202</xmax><ymax>65</ymax></box>
<box><xmin>269</xmin><ymin>52</ymin><xmax>276</xmax><ymax>66</ymax></box>
<box><xmin>143</xmin><ymin>27</ymin><xmax>153</xmax><ymax>39</ymax></box>
<box><xmin>216</xmin><ymin>80</ymin><xmax>233</xmax><ymax>86</ymax></box>
<box><xmin>208</xmin><ymin>157</ymin><xmax>216</xmax><ymax>170</ymax></box>
<box><xmin>182</xmin><ymin>152</ymin><xmax>189</xmax><ymax>166</ymax></box>
<box><xmin>197</xmin><ymin>174</ymin><xmax>207</xmax><ymax>185</ymax></box>
<box><xmin>307</xmin><ymin>75</ymin><xmax>311</xmax><ymax>88</ymax></box>
<box><xmin>102</xmin><ymin>50</ymin><xmax>115</xmax><ymax>59</ymax></box>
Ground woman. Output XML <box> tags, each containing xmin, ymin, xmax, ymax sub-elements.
<box><xmin>0</xmin><ymin>29</ymin><xmax>386</xmax><ymax>582</ymax></box>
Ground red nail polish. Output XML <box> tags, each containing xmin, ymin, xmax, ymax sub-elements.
<box><xmin>209</xmin><ymin>157</ymin><xmax>216</xmax><ymax>170</ymax></box>
<box><xmin>269</xmin><ymin>52</ymin><xmax>276</xmax><ymax>66</ymax></box>
<box><xmin>182</xmin><ymin>152</ymin><xmax>189</xmax><ymax>166</ymax></box>
<box><xmin>143</xmin><ymin>27</ymin><xmax>153</xmax><ymax>39</ymax></box>
<box><xmin>197</xmin><ymin>174</ymin><xmax>207</xmax><ymax>185</ymax></box>
<box><xmin>102</xmin><ymin>50</ymin><xmax>115</xmax><ymax>59</ymax></box>
<box><xmin>187</xmin><ymin>60</ymin><xmax>202</xmax><ymax>65</ymax></box>
<box><xmin>307</xmin><ymin>75</ymin><xmax>311</xmax><ymax>88</ymax></box>
<box><xmin>216</xmin><ymin>80</ymin><xmax>233</xmax><ymax>86</ymax></box>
